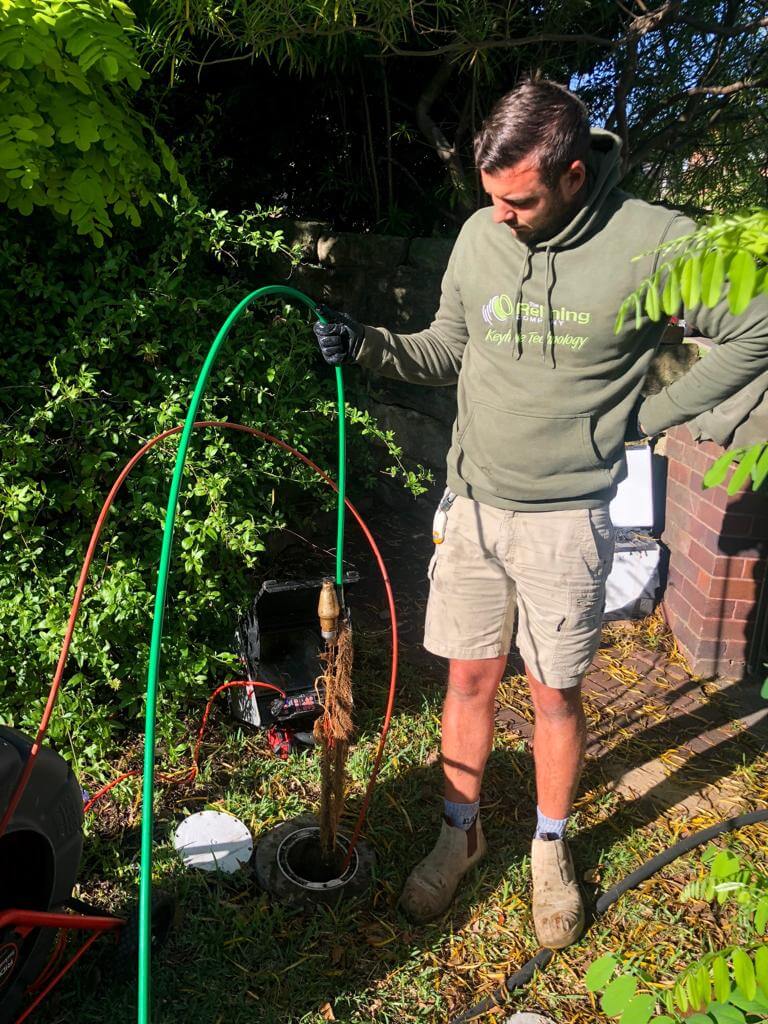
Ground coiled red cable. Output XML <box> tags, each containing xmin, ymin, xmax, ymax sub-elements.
<box><xmin>0</xmin><ymin>421</ymin><xmax>398</xmax><ymax>865</ymax></box>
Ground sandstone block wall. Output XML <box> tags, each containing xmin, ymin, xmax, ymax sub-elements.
<box><xmin>280</xmin><ymin>221</ymin><xmax>456</xmax><ymax>470</ymax></box>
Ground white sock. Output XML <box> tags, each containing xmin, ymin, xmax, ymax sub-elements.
<box><xmin>535</xmin><ymin>806</ymin><xmax>568</xmax><ymax>840</ymax></box>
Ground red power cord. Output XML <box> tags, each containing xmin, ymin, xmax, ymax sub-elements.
<box><xmin>0</xmin><ymin>421</ymin><xmax>398</xmax><ymax>868</ymax></box>
<box><xmin>82</xmin><ymin>680</ymin><xmax>285</xmax><ymax>814</ymax></box>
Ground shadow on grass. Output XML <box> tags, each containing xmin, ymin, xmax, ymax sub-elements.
<box><xmin>36</xmin><ymin>631</ymin><xmax>767</xmax><ymax>1024</ymax></box>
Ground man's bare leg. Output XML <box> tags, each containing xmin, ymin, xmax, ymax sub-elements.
<box><xmin>399</xmin><ymin>655</ymin><xmax>505</xmax><ymax>922</ymax></box>
<box><xmin>526</xmin><ymin>665</ymin><xmax>586</xmax><ymax>949</ymax></box>
<box><xmin>526</xmin><ymin>667</ymin><xmax>586</xmax><ymax>819</ymax></box>
<box><xmin>442</xmin><ymin>654</ymin><xmax>508</xmax><ymax>802</ymax></box>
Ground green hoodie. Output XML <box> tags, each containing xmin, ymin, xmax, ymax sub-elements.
<box><xmin>356</xmin><ymin>129</ymin><xmax>768</xmax><ymax>511</ymax></box>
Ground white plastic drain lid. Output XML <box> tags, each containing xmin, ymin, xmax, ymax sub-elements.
<box><xmin>173</xmin><ymin>810</ymin><xmax>253</xmax><ymax>874</ymax></box>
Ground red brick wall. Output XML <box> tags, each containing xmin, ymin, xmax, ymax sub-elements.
<box><xmin>662</xmin><ymin>425</ymin><xmax>768</xmax><ymax>678</ymax></box>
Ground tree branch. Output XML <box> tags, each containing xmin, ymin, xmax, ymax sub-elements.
<box><xmin>415</xmin><ymin>59</ymin><xmax>473</xmax><ymax>211</ymax></box>
<box><xmin>685</xmin><ymin>77</ymin><xmax>768</xmax><ymax>96</ymax></box>
<box><xmin>382</xmin><ymin>31</ymin><xmax>618</xmax><ymax>59</ymax></box>
<box><xmin>609</xmin><ymin>32</ymin><xmax>639</xmax><ymax>165</ymax></box>
<box><xmin>677</xmin><ymin>13</ymin><xmax>768</xmax><ymax>37</ymax></box>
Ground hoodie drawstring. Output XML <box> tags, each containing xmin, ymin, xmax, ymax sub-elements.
<box><xmin>513</xmin><ymin>248</ymin><xmax>531</xmax><ymax>360</ymax></box>
<box><xmin>543</xmin><ymin>246</ymin><xmax>555</xmax><ymax>367</ymax></box>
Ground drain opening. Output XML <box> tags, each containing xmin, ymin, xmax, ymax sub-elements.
<box><xmin>286</xmin><ymin>835</ymin><xmax>346</xmax><ymax>883</ymax></box>
<box><xmin>277</xmin><ymin>826</ymin><xmax>358</xmax><ymax>890</ymax></box>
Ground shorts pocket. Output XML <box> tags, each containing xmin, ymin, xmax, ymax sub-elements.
<box><xmin>551</xmin><ymin>580</ymin><xmax>605</xmax><ymax>677</ymax></box>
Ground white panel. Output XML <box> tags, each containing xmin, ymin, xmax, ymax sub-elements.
<box><xmin>609</xmin><ymin>444</ymin><xmax>655</xmax><ymax>528</ymax></box>
<box><xmin>604</xmin><ymin>535</ymin><xmax>661</xmax><ymax>620</ymax></box>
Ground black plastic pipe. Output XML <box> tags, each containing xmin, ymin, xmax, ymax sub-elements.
<box><xmin>450</xmin><ymin>807</ymin><xmax>768</xmax><ymax>1022</ymax></box>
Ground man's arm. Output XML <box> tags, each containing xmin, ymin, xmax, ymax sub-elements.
<box><xmin>638</xmin><ymin>215</ymin><xmax>768</xmax><ymax>437</ymax></box>
<box><xmin>355</xmin><ymin>241</ymin><xmax>468</xmax><ymax>385</ymax></box>
<box><xmin>313</xmin><ymin>233</ymin><xmax>469</xmax><ymax>385</ymax></box>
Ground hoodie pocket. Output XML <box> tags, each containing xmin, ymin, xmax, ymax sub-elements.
<box><xmin>457</xmin><ymin>401</ymin><xmax>610</xmax><ymax>500</ymax></box>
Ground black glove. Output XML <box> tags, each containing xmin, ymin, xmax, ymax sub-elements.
<box><xmin>313</xmin><ymin>305</ymin><xmax>365</xmax><ymax>365</ymax></box>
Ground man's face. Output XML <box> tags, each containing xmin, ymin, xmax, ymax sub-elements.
<box><xmin>480</xmin><ymin>158</ymin><xmax>586</xmax><ymax>244</ymax></box>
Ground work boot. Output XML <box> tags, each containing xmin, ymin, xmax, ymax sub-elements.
<box><xmin>531</xmin><ymin>837</ymin><xmax>585</xmax><ymax>948</ymax></box>
<box><xmin>399</xmin><ymin>816</ymin><xmax>486</xmax><ymax>923</ymax></box>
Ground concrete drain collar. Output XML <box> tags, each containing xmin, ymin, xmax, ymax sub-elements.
<box><xmin>255</xmin><ymin>813</ymin><xmax>375</xmax><ymax>907</ymax></box>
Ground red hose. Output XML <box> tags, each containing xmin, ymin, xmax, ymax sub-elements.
<box><xmin>1</xmin><ymin>421</ymin><xmax>398</xmax><ymax>865</ymax></box>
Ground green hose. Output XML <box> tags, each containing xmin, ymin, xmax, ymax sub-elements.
<box><xmin>138</xmin><ymin>286</ymin><xmax>344</xmax><ymax>1024</ymax></box>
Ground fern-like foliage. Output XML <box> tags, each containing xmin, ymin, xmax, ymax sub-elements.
<box><xmin>584</xmin><ymin>844</ymin><xmax>768</xmax><ymax>1024</ymax></box>
<box><xmin>702</xmin><ymin>442</ymin><xmax>768</xmax><ymax>496</ymax></box>
<box><xmin>615</xmin><ymin>209</ymin><xmax>768</xmax><ymax>333</ymax></box>
<box><xmin>0</xmin><ymin>0</ymin><xmax>186</xmax><ymax>243</ymax></box>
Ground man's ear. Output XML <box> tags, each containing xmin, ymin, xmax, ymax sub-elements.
<box><xmin>561</xmin><ymin>160</ymin><xmax>586</xmax><ymax>199</ymax></box>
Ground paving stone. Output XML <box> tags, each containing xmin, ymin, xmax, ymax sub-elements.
<box><xmin>584</xmin><ymin>670</ymin><xmax>614</xmax><ymax>692</ymax></box>
<box><xmin>665</xmin><ymin>664</ymin><xmax>691</xmax><ymax>682</ymax></box>
<box><xmin>623</xmin><ymin>656</ymin><xmax>655</xmax><ymax>676</ymax></box>
<box><xmin>636</xmin><ymin>653</ymin><xmax>671</xmax><ymax>674</ymax></box>
<box><xmin>595</xmin><ymin>645</ymin><xmax>623</xmax><ymax>661</ymax></box>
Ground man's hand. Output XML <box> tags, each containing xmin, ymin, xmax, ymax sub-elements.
<box><xmin>313</xmin><ymin>305</ymin><xmax>365</xmax><ymax>365</ymax></box>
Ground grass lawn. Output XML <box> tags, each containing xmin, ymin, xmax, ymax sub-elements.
<box><xmin>35</xmin><ymin>618</ymin><xmax>768</xmax><ymax>1024</ymax></box>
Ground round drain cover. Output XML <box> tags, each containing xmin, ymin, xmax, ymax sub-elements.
<box><xmin>505</xmin><ymin>1016</ymin><xmax>556</xmax><ymax>1024</ymax></box>
<box><xmin>174</xmin><ymin>810</ymin><xmax>253</xmax><ymax>874</ymax></box>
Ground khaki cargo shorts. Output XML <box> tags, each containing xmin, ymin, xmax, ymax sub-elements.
<box><xmin>424</xmin><ymin>494</ymin><xmax>615</xmax><ymax>689</ymax></box>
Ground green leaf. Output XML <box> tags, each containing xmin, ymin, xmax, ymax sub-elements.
<box><xmin>712</xmin><ymin>851</ymin><xmax>741</xmax><ymax>878</ymax></box>
<box><xmin>709</xmin><ymin>1003</ymin><xmax>746</xmax><ymax>1024</ymax></box>
<box><xmin>649</xmin><ymin>1017</ymin><xmax>676</xmax><ymax>1024</ymax></box>
<box><xmin>687</xmin><ymin>969</ymin><xmax>703</xmax><ymax>1011</ymax></box>
<box><xmin>0</xmin><ymin>143</ymin><xmax>21</xmax><ymax>170</ymax></box>
<box><xmin>619</xmin><ymin>993</ymin><xmax>656</xmax><ymax>1024</ymax></box>
<box><xmin>703</xmin><ymin>449</ymin><xmax>742</xmax><ymax>489</ymax></box>
<box><xmin>633</xmin><ymin>292</ymin><xmax>643</xmax><ymax>330</ymax></box>
<box><xmin>661</xmin><ymin>266</ymin><xmax>682</xmax><ymax>315</ymax></box>
<box><xmin>713</xmin><ymin>954</ymin><xmax>732</xmax><ymax>1003</ymax></box>
<box><xmin>727</xmin><ymin>445</ymin><xmax>762</xmax><ymax>496</ymax></box>
<box><xmin>602</xmin><ymin>975</ymin><xmax>639</xmax><ymax>1017</ymax></box>
<box><xmin>751</xmin><ymin>446</ymin><xmax>768</xmax><ymax>492</ymax></box>
<box><xmin>645</xmin><ymin>280</ymin><xmax>661</xmax><ymax>321</ymax></box>
<box><xmin>732</xmin><ymin>949</ymin><xmax>756</xmax><ymax>1000</ymax></box>
<box><xmin>100</xmin><ymin>54</ymin><xmax>119</xmax><ymax>78</ymax></box>
<box><xmin>686</xmin><ymin>1016</ymin><xmax>712</xmax><ymax>1024</ymax></box>
<box><xmin>701</xmin><ymin>249</ymin><xmax>726</xmax><ymax>307</ymax></box>
<box><xmin>680</xmin><ymin>251</ymin><xmax>703</xmax><ymax>308</ymax></box>
<box><xmin>695</xmin><ymin>963</ymin><xmax>712</xmax><ymax>1008</ymax></box>
<box><xmin>755</xmin><ymin>944</ymin><xmax>768</xmax><ymax>993</ymax></box>
<box><xmin>586</xmin><ymin>954</ymin><xmax>619</xmax><ymax>992</ymax></box>
<box><xmin>728</xmin><ymin>986</ymin><xmax>766</xmax><ymax>1012</ymax></box>
<box><xmin>674</xmin><ymin>979</ymin><xmax>689</xmax><ymax>1013</ymax></box>
<box><xmin>727</xmin><ymin>250</ymin><xmax>758</xmax><ymax>315</ymax></box>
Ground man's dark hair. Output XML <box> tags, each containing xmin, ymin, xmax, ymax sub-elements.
<box><xmin>474</xmin><ymin>80</ymin><xmax>591</xmax><ymax>188</ymax></box>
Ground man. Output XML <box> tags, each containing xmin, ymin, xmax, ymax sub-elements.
<box><xmin>313</xmin><ymin>80</ymin><xmax>768</xmax><ymax>947</ymax></box>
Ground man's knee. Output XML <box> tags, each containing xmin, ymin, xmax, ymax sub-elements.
<box><xmin>447</xmin><ymin>656</ymin><xmax>505</xmax><ymax>701</ymax></box>
<box><xmin>527</xmin><ymin>669</ymin><xmax>584</xmax><ymax>722</ymax></box>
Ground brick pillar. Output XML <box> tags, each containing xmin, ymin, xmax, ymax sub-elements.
<box><xmin>662</xmin><ymin>425</ymin><xmax>768</xmax><ymax>678</ymax></box>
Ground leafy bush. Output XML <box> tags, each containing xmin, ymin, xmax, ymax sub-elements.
<box><xmin>0</xmin><ymin>0</ymin><xmax>184</xmax><ymax>244</ymax></box>
<box><xmin>585</xmin><ymin>844</ymin><xmax>768</xmax><ymax>1024</ymax></box>
<box><xmin>616</xmin><ymin>209</ymin><xmax>767</xmax><ymax>331</ymax></box>
<box><xmin>0</xmin><ymin>200</ymin><xmax>428</xmax><ymax>770</ymax></box>
<box><xmin>618</xmin><ymin>208</ymin><xmax>768</xmax><ymax>499</ymax></box>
